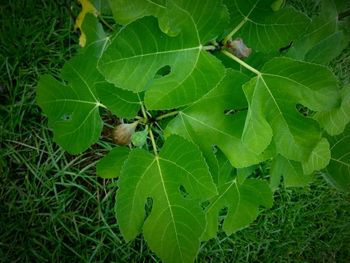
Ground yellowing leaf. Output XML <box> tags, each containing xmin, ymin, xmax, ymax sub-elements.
<box><xmin>75</xmin><ymin>0</ymin><xmax>99</xmax><ymax>47</ymax></box>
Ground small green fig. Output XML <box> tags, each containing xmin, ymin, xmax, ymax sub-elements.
<box><xmin>112</xmin><ymin>122</ymin><xmax>138</xmax><ymax>145</ymax></box>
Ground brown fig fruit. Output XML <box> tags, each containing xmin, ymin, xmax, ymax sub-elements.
<box><xmin>227</xmin><ymin>38</ymin><xmax>252</xmax><ymax>59</ymax></box>
<box><xmin>112</xmin><ymin>122</ymin><xmax>138</xmax><ymax>145</ymax></box>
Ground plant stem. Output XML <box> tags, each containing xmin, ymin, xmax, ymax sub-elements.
<box><xmin>135</xmin><ymin>115</ymin><xmax>146</xmax><ymax>124</ymax></box>
<box><xmin>140</xmin><ymin>103</ymin><xmax>148</xmax><ymax>123</ymax></box>
<box><xmin>97</xmin><ymin>102</ymin><xmax>107</xmax><ymax>109</ymax></box>
<box><xmin>202</xmin><ymin>45</ymin><xmax>217</xmax><ymax>51</ymax></box>
<box><xmin>98</xmin><ymin>15</ymin><xmax>115</xmax><ymax>31</ymax></box>
<box><xmin>148</xmin><ymin>126</ymin><xmax>158</xmax><ymax>156</ymax></box>
<box><xmin>221</xmin><ymin>50</ymin><xmax>261</xmax><ymax>75</ymax></box>
<box><xmin>156</xmin><ymin>111</ymin><xmax>179</xmax><ymax>121</ymax></box>
<box><xmin>223</xmin><ymin>17</ymin><xmax>248</xmax><ymax>44</ymax></box>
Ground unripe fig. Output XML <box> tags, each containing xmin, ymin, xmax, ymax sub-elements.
<box><xmin>112</xmin><ymin>122</ymin><xmax>138</xmax><ymax>145</ymax></box>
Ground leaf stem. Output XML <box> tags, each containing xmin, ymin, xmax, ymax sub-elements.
<box><xmin>140</xmin><ymin>103</ymin><xmax>148</xmax><ymax>123</ymax></box>
<box><xmin>148</xmin><ymin>126</ymin><xmax>158</xmax><ymax>156</ymax></box>
<box><xmin>223</xmin><ymin>17</ymin><xmax>248</xmax><ymax>44</ymax></box>
<box><xmin>221</xmin><ymin>50</ymin><xmax>261</xmax><ymax>75</ymax></box>
<box><xmin>202</xmin><ymin>45</ymin><xmax>217</xmax><ymax>51</ymax></box>
<box><xmin>156</xmin><ymin>111</ymin><xmax>179</xmax><ymax>121</ymax></box>
<box><xmin>98</xmin><ymin>14</ymin><xmax>115</xmax><ymax>31</ymax></box>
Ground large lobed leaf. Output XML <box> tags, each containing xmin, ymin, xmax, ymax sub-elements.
<box><xmin>108</xmin><ymin>0</ymin><xmax>229</xmax><ymax>41</ymax></box>
<box><xmin>224</xmin><ymin>0</ymin><xmax>310</xmax><ymax>52</ymax></box>
<box><xmin>166</xmin><ymin>69</ymin><xmax>274</xmax><ymax>173</ymax></box>
<box><xmin>116</xmin><ymin>135</ymin><xmax>217</xmax><ymax>263</ymax></box>
<box><xmin>242</xmin><ymin>57</ymin><xmax>339</xmax><ymax>173</ymax></box>
<box><xmin>36</xmin><ymin>48</ymin><xmax>104</xmax><ymax>154</ymax></box>
<box><xmin>287</xmin><ymin>0</ymin><xmax>349</xmax><ymax>64</ymax></box>
<box><xmin>37</xmin><ymin>15</ymin><xmax>140</xmax><ymax>153</ymax></box>
<box><xmin>98</xmin><ymin>1</ymin><xmax>228</xmax><ymax>110</ymax></box>
<box><xmin>202</xmin><ymin>153</ymin><xmax>273</xmax><ymax>241</ymax></box>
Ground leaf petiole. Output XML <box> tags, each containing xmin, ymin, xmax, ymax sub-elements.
<box><xmin>221</xmin><ymin>50</ymin><xmax>261</xmax><ymax>75</ymax></box>
<box><xmin>140</xmin><ymin>103</ymin><xmax>148</xmax><ymax>123</ymax></box>
<box><xmin>202</xmin><ymin>45</ymin><xmax>217</xmax><ymax>51</ymax></box>
<box><xmin>223</xmin><ymin>17</ymin><xmax>248</xmax><ymax>44</ymax></box>
<box><xmin>156</xmin><ymin>111</ymin><xmax>179</xmax><ymax>121</ymax></box>
<box><xmin>148</xmin><ymin>126</ymin><xmax>158</xmax><ymax>156</ymax></box>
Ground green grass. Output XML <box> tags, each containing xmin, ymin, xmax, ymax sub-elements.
<box><xmin>1</xmin><ymin>0</ymin><xmax>350</xmax><ymax>262</ymax></box>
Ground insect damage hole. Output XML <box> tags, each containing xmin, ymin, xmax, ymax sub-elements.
<box><xmin>179</xmin><ymin>185</ymin><xmax>189</xmax><ymax>198</ymax></box>
<box><xmin>154</xmin><ymin>65</ymin><xmax>171</xmax><ymax>79</ymax></box>
<box><xmin>61</xmin><ymin>113</ymin><xmax>72</xmax><ymax>121</ymax></box>
<box><xmin>144</xmin><ymin>197</ymin><xmax>153</xmax><ymax>218</ymax></box>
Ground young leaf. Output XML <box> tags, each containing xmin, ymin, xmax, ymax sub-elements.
<box><xmin>224</xmin><ymin>0</ymin><xmax>310</xmax><ymax>52</ymax></box>
<box><xmin>36</xmin><ymin>48</ymin><xmax>104</xmax><ymax>154</ymax></box>
<box><xmin>314</xmin><ymin>84</ymin><xmax>350</xmax><ymax>136</ymax></box>
<box><xmin>242</xmin><ymin>57</ymin><xmax>340</xmax><ymax>171</ymax></box>
<box><xmin>323</xmin><ymin>124</ymin><xmax>350</xmax><ymax>192</ymax></box>
<box><xmin>116</xmin><ymin>135</ymin><xmax>217</xmax><ymax>263</ymax></box>
<box><xmin>98</xmin><ymin>4</ymin><xmax>226</xmax><ymax>109</ymax></box>
<box><xmin>96</xmin><ymin>147</ymin><xmax>130</xmax><ymax>178</ymax></box>
<box><xmin>166</xmin><ymin>69</ymin><xmax>274</xmax><ymax>171</ymax></box>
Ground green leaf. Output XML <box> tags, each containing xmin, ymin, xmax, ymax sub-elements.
<box><xmin>36</xmin><ymin>48</ymin><xmax>104</xmax><ymax>154</ymax></box>
<box><xmin>314</xmin><ymin>84</ymin><xmax>350</xmax><ymax>136</ymax></box>
<box><xmin>271</xmin><ymin>0</ymin><xmax>285</xmax><ymax>11</ymax></box>
<box><xmin>108</xmin><ymin>0</ymin><xmax>229</xmax><ymax>41</ymax></box>
<box><xmin>166</xmin><ymin>69</ymin><xmax>274</xmax><ymax>172</ymax></box>
<box><xmin>287</xmin><ymin>0</ymin><xmax>349</xmax><ymax>64</ymax></box>
<box><xmin>80</xmin><ymin>13</ymin><xmax>106</xmax><ymax>50</ymax></box>
<box><xmin>108</xmin><ymin>0</ymin><xmax>167</xmax><ymax>27</ymax></box>
<box><xmin>323</xmin><ymin>124</ymin><xmax>350</xmax><ymax>192</ymax></box>
<box><xmin>98</xmin><ymin>9</ymin><xmax>226</xmax><ymax>110</ymax></box>
<box><xmin>302</xmin><ymin>138</ymin><xmax>331</xmax><ymax>175</ymax></box>
<box><xmin>242</xmin><ymin>57</ymin><xmax>340</xmax><ymax>171</ymax></box>
<box><xmin>131</xmin><ymin>129</ymin><xmax>148</xmax><ymax>147</ymax></box>
<box><xmin>96</xmin><ymin>147</ymin><xmax>130</xmax><ymax>178</ymax></box>
<box><xmin>95</xmin><ymin>81</ymin><xmax>141</xmax><ymax>118</ymax></box>
<box><xmin>116</xmin><ymin>135</ymin><xmax>217</xmax><ymax>262</ymax></box>
<box><xmin>224</xmin><ymin>0</ymin><xmax>310</xmax><ymax>52</ymax></box>
<box><xmin>202</xmin><ymin>175</ymin><xmax>273</xmax><ymax>241</ymax></box>
<box><xmin>270</xmin><ymin>155</ymin><xmax>313</xmax><ymax>190</ymax></box>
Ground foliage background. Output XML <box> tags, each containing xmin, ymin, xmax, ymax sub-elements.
<box><xmin>1</xmin><ymin>0</ymin><xmax>350</xmax><ymax>262</ymax></box>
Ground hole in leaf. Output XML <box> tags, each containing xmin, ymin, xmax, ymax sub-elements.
<box><xmin>201</xmin><ymin>200</ymin><xmax>210</xmax><ymax>210</ymax></box>
<box><xmin>61</xmin><ymin>113</ymin><xmax>72</xmax><ymax>121</ymax></box>
<box><xmin>218</xmin><ymin>206</ymin><xmax>229</xmax><ymax>230</ymax></box>
<box><xmin>179</xmin><ymin>185</ymin><xmax>189</xmax><ymax>198</ymax></box>
<box><xmin>296</xmin><ymin>104</ymin><xmax>315</xmax><ymax>117</ymax></box>
<box><xmin>224</xmin><ymin>107</ymin><xmax>248</xmax><ymax>115</ymax></box>
<box><xmin>144</xmin><ymin>197</ymin><xmax>153</xmax><ymax>218</ymax></box>
<box><xmin>154</xmin><ymin>65</ymin><xmax>171</xmax><ymax>79</ymax></box>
